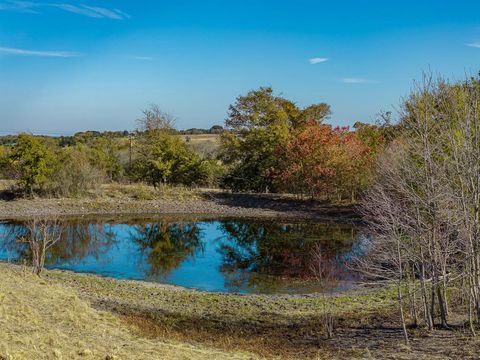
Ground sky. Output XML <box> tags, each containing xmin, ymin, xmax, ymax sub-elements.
<box><xmin>1</xmin><ymin>0</ymin><xmax>480</xmax><ymax>135</ymax></box>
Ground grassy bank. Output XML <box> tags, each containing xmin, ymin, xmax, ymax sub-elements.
<box><xmin>0</xmin><ymin>263</ymin><xmax>254</xmax><ymax>360</ymax></box>
<box><xmin>44</xmin><ymin>269</ymin><xmax>397</xmax><ymax>359</ymax></box>
<box><xmin>2</xmin><ymin>263</ymin><xmax>479</xmax><ymax>359</ymax></box>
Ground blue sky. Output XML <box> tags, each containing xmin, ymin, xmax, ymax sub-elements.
<box><xmin>1</xmin><ymin>0</ymin><xmax>480</xmax><ymax>134</ymax></box>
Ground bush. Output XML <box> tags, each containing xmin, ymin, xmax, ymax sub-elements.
<box><xmin>129</xmin><ymin>119</ymin><xmax>222</xmax><ymax>188</ymax></box>
<box><xmin>0</xmin><ymin>145</ymin><xmax>11</xmax><ymax>179</ymax></box>
<box><xmin>196</xmin><ymin>160</ymin><xmax>225</xmax><ymax>187</ymax></box>
<box><xmin>47</xmin><ymin>145</ymin><xmax>105</xmax><ymax>197</ymax></box>
<box><xmin>90</xmin><ymin>137</ymin><xmax>124</xmax><ymax>181</ymax></box>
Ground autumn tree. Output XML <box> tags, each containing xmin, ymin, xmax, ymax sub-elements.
<box><xmin>332</xmin><ymin>130</ymin><xmax>376</xmax><ymax>202</ymax></box>
<box><xmin>220</xmin><ymin>87</ymin><xmax>331</xmax><ymax>192</ymax></box>
<box><xmin>275</xmin><ymin>121</ymin><xmax>373</xmax><ymax>200</ymax></box>
<box><xmin>275</xmin><ymin>122</ymin><xmax>339</xmax><ymax>198</ymax></box>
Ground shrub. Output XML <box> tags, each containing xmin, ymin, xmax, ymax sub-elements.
<box><xmin>47</xmin><ymin>145</ymin><xmax>105</xmax><ymax>197</ymax></box>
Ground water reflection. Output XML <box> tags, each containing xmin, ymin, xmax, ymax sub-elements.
<box><xmin>0</xmin><ymin>217</ymin><xmax>362</xmax><ymax>294</ymax></box>
<box><xmin>130</xmin><ymin>222</ymin><xmax>204</xmax><ymax>278</ymax></box>
<box><xmin>1</xmin><ymin>220</ymin><xmax>117</xmax><ymax>266</ymax></box>
<box><xmin>218</xmin><ymin>220</ymin><xmax>358</xmax><ymax>292</ymax></box>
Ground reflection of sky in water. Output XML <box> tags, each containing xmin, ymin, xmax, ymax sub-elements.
<box><xmin>0</xmin><ymin>219</ymin><xmax>362</xmax><ymax>294</ymax></box>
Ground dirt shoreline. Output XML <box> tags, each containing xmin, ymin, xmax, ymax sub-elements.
<box><xmin>0</xmin><ymin>192</ymin><xmax>359</xmax><ymax>222</ymax></box>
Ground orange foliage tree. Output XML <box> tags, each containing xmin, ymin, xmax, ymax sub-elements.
<box><xmin>275</xmin><ymin>121</ymin><xmax>375</xmax><ymax>201</ymax></box>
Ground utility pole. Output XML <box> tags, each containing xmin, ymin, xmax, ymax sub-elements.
<box><xmin>128</xmin><ymin>133</ymin><xmax>132</xmax><ymax>168</ymax></box>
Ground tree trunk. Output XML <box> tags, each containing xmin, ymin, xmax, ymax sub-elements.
<box><xmin>398</xmin><ymin>284</ymin><xmax>409</xmax><ymax>346</ymax></box>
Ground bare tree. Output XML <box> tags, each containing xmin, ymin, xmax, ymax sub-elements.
<box><xmin>310</xmin><ymin>244</ymin><xmax>339</xmax><ymax>339</ymax></box>
<box><xmin>442</xmin><ymin>76</ymin><xmax>480</xmax><ymax>330</ymax></box>
<box><xmin>354</xmin><ymin>148</ymin><xmax>414</xmax><ymax>344</ymax></box>
<box><xmin>356</xmin><ymin>74</ymin><xmax>480</xmax><ymax>342</ymax></box>
<box><xmin>17</xmin><ymin>218</ymin><xmax>62</xmax><ymax>275</ymax></box>
<box><xmin>136</xmin><ymin>104</ymin><xmax>176</xmax><ymax>133</ymax></box>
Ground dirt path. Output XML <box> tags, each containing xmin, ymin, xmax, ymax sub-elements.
<box><xmin>0</xmin><ymin>191</ymin><xmax>358</xmax><ymax>221</ymax></box>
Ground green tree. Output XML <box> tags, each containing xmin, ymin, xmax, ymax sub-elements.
<box><xmin>0</xmin><ymin>145</ymin><xmax>10</xmax><ymax>179</ymax></box>
<box><xmin>90</xmin><ymin>137</ymin><xmax>123</xmax><ymax>181</ymax></box>
<box><xmin>221</xmin><ymin>87</ymin><xmax>289</xmax><ymax>192</ymax></box>
<box><xmin>296</xmin><ymin>103</ymin><xmax>331</xmax><ymax>127</ymax></box>
<box><xmin>8</xmin><ymin>134</ymin><xmax>56</xmax><ymax>196</ymax></box>
<box><xmin>224</xmin><ymin>87</ymin><xmax>330</xmax><ymax>131</ymax></box>
<box><xmin>130</xmin><ymin>105</ymin><xmax>216</xmax><ymax>187</ymax></box>
<box><xmin>220</xmin><ymin>126</ymin><xmax>287</xmax><ymax>192</ymax></box>
<box><xmin>220</xmin><ymin>87</ymin><xmax>331</xmax><ymax>192</ymax></box>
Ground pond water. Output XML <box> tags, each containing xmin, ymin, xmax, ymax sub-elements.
<box><xmin>0</xmin><ymin>216</ymin><xmax>365</xmax><ymax>294</ymax></box>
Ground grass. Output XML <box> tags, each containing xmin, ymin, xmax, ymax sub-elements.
<box><xmin>99</xmin><ymin>183</ymin><xmax>201</xmax><ymax>201</ymax></box>
<box><xmin>179</xmin><ymin>134</ymin><xmax>220</xmax><ymax>143</ymax></box>
<box><xmin>3</xmin><ymin>262</ymin><xmax>480</xmax><ymax>359</ymax></box>
<box><xmin>0</xmin><ymin>263</ymin><xmax>256</xmax><ymax>360</ymax></box>
<box><xmin>40</xmin><ymin>267</ymin><xmax>400</xmax><ymax>359</ymax></box>
<box><xmin>0</xmin><ymin>178</ymin><xmax>201</xmax><ymax>202</ymax></box>
<box><xmin>0</xmin><ymin>180</ymin><xmax>14</xmax><ymax>192</ymax></box>
<box><xmin>0</xmin><ymin>183</ymin><xmax>215</xmax><ymax>220</ymax></box>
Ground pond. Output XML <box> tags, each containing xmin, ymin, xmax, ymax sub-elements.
<box><xmin>0</xmin><ymin>216</ymin><xmax>365</xmax><ymax>294</ymax></box>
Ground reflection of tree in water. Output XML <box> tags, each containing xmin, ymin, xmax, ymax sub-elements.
<box><xmin>218</xmin><ymin>221</ymin><xmax>358</xmax><ymax>291</ymax></box>
<box><xmin>0</xmin><ymin>220</ymin><xmax>116</xmax><ymax>266</ymax></box>
<box><xmin>0</xmin><ymin>218</ymin><xmax>362</xmax><ymax>294</ymax></box>
<box><xmin>47</xmin><ymin>221</ymin><xmax>116</xmax><ymax>265</ymax></box>
<box><xmin>130</xmin><ymin>222</ymin><xmax>203</xmax><ymax>278</ymax></box>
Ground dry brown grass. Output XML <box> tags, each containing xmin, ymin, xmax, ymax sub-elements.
<box><xmin>0</xmin><ymin>179</ymin><xmax>14</xmax><ymax>192</ymax></box>
<box><xmin>0</xmin><ymin>263</ymin><xmax>256</xmax><ymax>360</ymax></box>
<box><xmin>178</xmin><ymin>134</ymin><xmax>220</xmax><ymax>143</ymax></box>
<box><xmin>42</xmin><ymin>267</ymin><xmax>401</xmax><ymax>359</ymax></box>
<box><xmin>3</xmin><ymin>262</ymin><xmax>480</xmax><ymax>359</ymax></box>
<box><xmin>100</xmin><ymin>183</ymin><xmax>201</xmax><ymax>201</ymax></box>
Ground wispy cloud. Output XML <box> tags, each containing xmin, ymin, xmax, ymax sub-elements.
<box><xmin>309</xmin><ymin>57</ymin><xmax>328</xmax><ymax>64</ymax></box>
<box><xmin>0</xmin><ymin>46</ymin><xmax>79</xmax><ymax>57</ymax></box>
<box><xmin>49</xmin><ymin>4</ymin><xmax>104</xmax><ymax>18</ymax></box>
<box><xmin>130</xmin><ymin>56</ymin><xmax>157</xmax><ymax>61</ymax></box>
<box><xmin>341</xmin><ymin>77</ymin><xmax>378</xmax><ymax>84</ymax></box>
<box><xmin>0</xmin><ymin>1</ymin><xmax>130</xmax><ymax>20</ymax></box>
<box><xmin>0</xmin><ymin>0</ymin><xmax>39</xmax><ymax>13</ymax></box>
<box><xmin>466</xmin><ymin>42</ymin><xmax>480</xmax><ymax>48</ymax></box>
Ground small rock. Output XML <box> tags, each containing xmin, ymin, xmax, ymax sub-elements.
<box><xmin>78</xmin><ymin>349</ymin><xmax>93</xmax><ymax>356</ymax></box>
<box><xmin>53</xmin><ymin>349</ymin><xmax>62</xmax><ymax>359</ymax></box>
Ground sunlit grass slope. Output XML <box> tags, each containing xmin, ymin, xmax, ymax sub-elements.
<box><xmin>0</xmin><ymin>264</ymin><xmax>255</xmax><ymax>360</ymax></box>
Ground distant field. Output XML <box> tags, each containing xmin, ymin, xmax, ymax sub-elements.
<box><xmin>179</xmin><ymin>134</ymin><xmax>221</xmax><ymax>157</ymax></box>
<box><xmin>178</xmin><ymin>134</ymin><xmax>220</xmax><ymax>143</ymax></box>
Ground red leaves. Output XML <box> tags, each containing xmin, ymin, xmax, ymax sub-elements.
<box><xmin>275</xmin><ymin>120</ymin><xmax>374</xmax><ymax>199</ymax></box>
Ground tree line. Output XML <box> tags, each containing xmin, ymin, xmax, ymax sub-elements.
<box><xmin>0</xmin><ymin>87</ymin><xmax>392</xmax><ymax>199</ymax></box>
<box><xmin>0</xmin><ymin>105</ymin><xmax>224</xmax><ymax>197</ymax></box>
<box><xmin>218</xmin><ymin>86</ymin><xmax>395</xmax><ymax>200</ymax></box>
